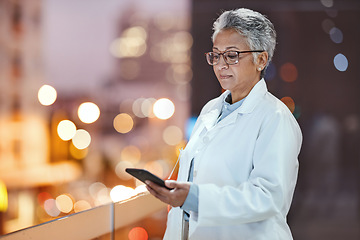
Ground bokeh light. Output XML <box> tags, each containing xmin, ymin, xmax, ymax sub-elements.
<box><xmin>115</xmin><ymin>161</ymin><xmax>135</xmax><ymax>180</ymax></box>
<box><xmin>110</xmin><ymin>26</ymin><xmax>147</xmax><ymax>58</ymax></box>
<box><xmin>95</xmin><ymin>187</ymin><xmax>112</xmax><ymax>205</ymax></box>
<box><xmin>329</xmin><ymin>27</ymin><xmax>343</xmax><ymax>44</ymax></box>
<box><xmin>134</xmin><ymin>185</ymin><xmax>148</xmax><ymax>195</ymax></box>
<box><xmin>185</xmin><ymin>116</ymin><xmax>197</xmax><ymax>140</ymax></box>
<box><xmin>78</xmin><ymin>102</ymin><xmax>100</xmax><ymax>124</ymax></box>
<box><xmin>37</xmin><ymin>192</ymin><xmax>52</xmax><ymax>207</ymax></box>
<box><xmin>153</xmin><ymin>98</ymin><xmax>175</xmax><ymax>120</ymax></box>
<box><xmin>333</xmin><ymin>53</ymin><xmax>348</xmax><ymax>72</ymax></box>
<box><xmin>113</xmin><ymin>113</ymin><xmax>134</xmax><ymax>134</ymax></box>
<box><xmin>280</xmin><ymin>62</ymin><xmax>298</xmax><ymax>83</ymax></box>
<box><xmin>0</xmin><ymin>180</ymin><xmax>8</xmax><ymax>212</ymax></box>
<box><xmin>141</xmin><ymin>98</ymin><xmax>156</xmax><ymax>118</ymax></box>
<box><xmin>38</xmin><ymin>84</ymin><xmax>57</xmax><ymax>106</ymax></box>
<box><xmin>281</xmin><ymin>96</ymin><xmax>296</xmax><ymax>113</ymax></box>
<box><xmin>110</xmin><ymin>185</ymin><xmax>135</xmax><ymax>202</ymax></box>
<box><xmin>166</xmin><ymin>64</ymin><xmax>193</xmax><ymax>84</ymax></box>
<box><xmin>89</xmin><ymin>182</ymin><xmax>107</xmax><ymax>199</ymax></box>
<box><xmin>72</xmin><ymin>129</ymin><xmax>91</xmax><ymax>149</ymax></box>
<box><xmin>57</xmin><ymin>120</ymin><xmax>77</xmax><ymax>141</ymax></box>
<box><xmin>128</xmin><ymin>227</ymin><xmax>148</xmax><ymax>240</ymax></box>
<box><xmin>44</xmin><ymin>199</ymin><xmax>60</xmax><ymax>217</ymax></box>
<box><xmin>131</xmin><ymin>98</ymin><xmax>156</xmax><ymax>118</ymax></box>
<box><xmin>132</xmin><ymin>98</ymin><xmax>146</xmax><ymax>118</ymax></box>
<box><xmin>163</xmin><ymin>126</ymin><xmax>183</xmax><ymax>146</ymax></box>
<box><xmin>320</xmin><ymin>0</ymin><xmax>334</xmax><ymax>8</ymax></box>
<box><xmin>74</xmin><ymin>200</ymin><xmax>91</xmax><ymax>213</ymax></box>
<box><xmin>264</xmin><ymin>62</ymin><xmax>276</xmax><ymax>81</ymax></box>
<box><xmin>321</xmin><ymin>19</ymin><xmax>335</xmax><ymax>34</ymax></box>
<box><xmin>55</xmin><ymin>194</ymin><xmax>74</xmax><ymax>213</ymax></box>
<box><xmin>69</xmin><ymin>143</ymin><xmax>88</xmax><ymax>159</ymax></box>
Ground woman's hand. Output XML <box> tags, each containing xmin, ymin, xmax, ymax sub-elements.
<box><xmin>146</xmin><ymin>180</ymin><xmax>190</xmax><ymax>207</ymax></box>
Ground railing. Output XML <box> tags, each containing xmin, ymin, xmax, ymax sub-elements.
<box><xmin>0</xmin><ymin>192</ymin><xmax>167</xmax><ymax>240</ymax></box>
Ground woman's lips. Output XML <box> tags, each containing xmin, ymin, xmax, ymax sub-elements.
<box><xmin>219</xmin><ymin>74</ymin><xmax>232</xmax><ymax>79</ymax></box>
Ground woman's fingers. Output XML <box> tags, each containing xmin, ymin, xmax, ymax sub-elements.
<box><xmin>146</xmin><ymin>180</ymin><xmax>191</xmax><ymax>207</ymax></box>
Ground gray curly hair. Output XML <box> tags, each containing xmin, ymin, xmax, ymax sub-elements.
<box><xmin>212</xmin><ymin>8</ymin><xmax>276</xmax><ymax>78</ymax></box>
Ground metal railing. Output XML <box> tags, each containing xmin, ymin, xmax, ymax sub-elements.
<box><xmin>0</xmin><ymin>192</ymin><xmax>166</xmax><ymax>240</ymax></box>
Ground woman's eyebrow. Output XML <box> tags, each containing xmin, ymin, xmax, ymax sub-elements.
<box><xmin>212</xmin><ymin>46</ymin><xmax>240</xmax><ymax>51</ymax></box>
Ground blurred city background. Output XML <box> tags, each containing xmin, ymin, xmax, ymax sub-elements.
<box><xmin>0</xmin><ymin>0</ymin><xmax>359</xmax><ymax>239</ymax></box>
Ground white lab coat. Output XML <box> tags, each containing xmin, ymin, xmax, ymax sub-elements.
<box><xmin>163</xmin><ymin>79</ymin><xmax>302</xmax><ymax>240</ymax></box>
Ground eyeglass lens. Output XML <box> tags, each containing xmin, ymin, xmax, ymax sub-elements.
<box><xmin>206</xmin><ymin>51</ymin><xmax>239</xmax><ymax>65</ymax></box>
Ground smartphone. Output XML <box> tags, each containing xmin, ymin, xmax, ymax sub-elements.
<box><xmin>125</xmin><ymin>168</ymin><xmax>173</xmax><ymax>190</ymax></box>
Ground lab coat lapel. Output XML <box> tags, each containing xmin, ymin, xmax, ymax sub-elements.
<box><xmin>218</xmin><ymin>79</ymin><xmax>268</xmax><ymax>128</ymax></box>
<box><xmin>199</xmin><ymin>108</ymin><xmax>221</xmax><ymax>130</ymax></box>
<box><xmin>181</xmin><ymin>95</ymin><xmax>223</xmax><ymax>176</ymax></box>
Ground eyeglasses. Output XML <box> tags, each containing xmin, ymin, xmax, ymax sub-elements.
<box><xmin>205</xmin><ymin>50</ymin><xmax>264</xmax><ymax>65</ymax></box>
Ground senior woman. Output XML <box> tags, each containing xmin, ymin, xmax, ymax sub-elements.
<box><xmin>146</xmin><ymin>8</ymin><xmax>302</xmax><ymax>240</ymax></box>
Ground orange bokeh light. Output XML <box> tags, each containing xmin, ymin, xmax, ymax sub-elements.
<box><xmin>128</xmin><ymin>227</ymin><xmax>148</xmax><ymax>240</ymax></box>
<box><xmin>281</xmin><ymin>96</ymin><xmax>296</xmax><ymax>113</ymax></box>
<box><xmin>37</xmin><ymin>192</ymin><xmax>52</xmax><ymax>207</ymax></box>
<box><xmin>280</xmin><ymin>62</ymin><xmax>298</xmax><ymax>83</ymax></box>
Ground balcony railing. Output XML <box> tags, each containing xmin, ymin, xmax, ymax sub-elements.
<box><xmin>0</xmin><ymin>192</ymin><xmax>166</xmax><ymax>240</ymax></box>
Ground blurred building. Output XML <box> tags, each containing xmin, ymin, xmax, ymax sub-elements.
<box><xmin>0</xmin><ymin>0</ymin><xmax>191</xmax><ymax>238</ymax></box>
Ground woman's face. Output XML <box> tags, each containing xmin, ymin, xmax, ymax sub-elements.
<box><xmin>212</xmin><ymin>29</ymin><xmax>267</xmax><ymax>103</ymax></box>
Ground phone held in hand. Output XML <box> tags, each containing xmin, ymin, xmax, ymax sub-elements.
<box><xmin>125</xmin><ymin>168</ymin><xmax>173</xmax><ymax>190</ymax></box>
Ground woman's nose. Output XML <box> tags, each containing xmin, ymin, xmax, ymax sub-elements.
<box><xmin>217</xmin><ymin>55</ymin><xmax>229</xmax><ymax>69</ymax></box>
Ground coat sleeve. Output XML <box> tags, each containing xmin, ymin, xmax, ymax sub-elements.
<box><xmin>195</xmin><ymin>106</ymin><xmax>302</xmax><ymax>226</ymax></box>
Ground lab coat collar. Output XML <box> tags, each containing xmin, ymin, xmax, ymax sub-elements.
<box><xmin>237</xmin><ymin>79</ymin><xmax>267</xmax><ymax>114</ymax></box>
<box><xmin>199</xmin><ymin>79</ymin><xmax>267</xmax><ymax>130</ymax></box>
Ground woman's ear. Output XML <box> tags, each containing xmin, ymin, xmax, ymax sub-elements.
<box><xmin>257</xmin><ymin>51</ymin><xmax>269</xmax><ymax>70</ymax></box>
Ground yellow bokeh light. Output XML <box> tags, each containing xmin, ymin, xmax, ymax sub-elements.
<box><xmin>74</xmin><ymin>200</ymin><xmax>91</xmax><ymax>213</ymax></box>
<box><xmin>109</xmin><ymin>26</ymin><xmax>147</xmax><ymax>58</ymax></box>
<box><xmin>55</xmin><ymin>194</ymin><xmax>74</xmax><ymax>213</ymax></box>
<box><xmin>173</xmin><ymin>31</ymin><xmax>193</xmax><ymax>51</ymax></box>
<box><xmin>0</xmin><ymin>180</ymin><xmax>8</xmax><ymax>212</ymax></box>
<box><xmin>153</xmin><ymin>98</ymin><xmax>175</xmax><ymax>120</ymax></box>
<box><xmin>110</xmin><ymin>185</ymin><xmax>135</xmax><ymax>203</ymax></box>
<box><xmin>38</xmin><ymin>84</ymin><xmax>57</xmax><ymax>106</ymax></box>
<box><xmin>163</xmin><ymin>125</ymin><xmax>183</xmax><ymax>146</ymax></box>
<box><xmin>72</xmin><ymin>129</ymin><xmax>91</xmax><ymax>150</ymax></box>
<box><xmin>115</xmin><ymin>161</ymin><xmax>135</xmax><ymax>180</ymax></box>
<box><xmin>69</xmin><ymin>143</ymin><xmax>88</xmax><ymax>159</ymax></box>
<box><xmin>57</xmin><ymin>120</ymin><xmax>77</xmax><ymax>141</ymax></box>
<box><xmin>113</xmin><ymin>113</ymin><xmax>134</xmax><ymax>134</ymax></box>
<box><xmin>78</xmin><ymin>102</ymin><xmax>100</xmax><ymax>124</ymax></box>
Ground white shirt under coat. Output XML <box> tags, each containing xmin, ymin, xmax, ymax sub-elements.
<box><xmin>163</xmin><ymin>79</ymin><xmax>302</xmax><ymax>240</ymax></box>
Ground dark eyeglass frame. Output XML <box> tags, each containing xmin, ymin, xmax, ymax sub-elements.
<box><xmin>205</xmin><ymin>50</ymin><xmax>265</xmax><ymax>65</ymax></box>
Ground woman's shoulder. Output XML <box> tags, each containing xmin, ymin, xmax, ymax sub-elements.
<box><xmin>262</xmin><ymin>92</ymin><xmax>292</xmax><ymax>114</ymax></box>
